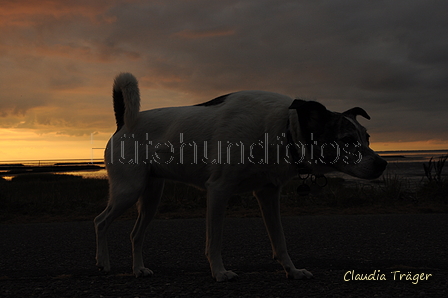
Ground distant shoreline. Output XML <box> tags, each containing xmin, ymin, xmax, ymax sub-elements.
<box><xmin>1</xmin><ymin>150</ymin><xmax>447</xmax><ymax>179</ymax></box>
<box><xmin>1</xmin><ymin>150</ymin><xmax>447</xmax><ymax>164</ymax></box>
<box><xmin>0</xmin><ymin>160</ymin><xmax>104</xmax><ymax>177</ymax></box>
<box><xmin>377</xmin><ymin>149</ymin><xmax>448</xmax><ymax>154</ymax></box>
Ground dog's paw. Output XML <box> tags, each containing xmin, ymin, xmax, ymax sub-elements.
<box><xmin>214</xmin><ymin>270</ymin><xmax>238</xmax><ymax>282</ymax></box>
<box><xmin>96</xmin><ymin>261</ymin><xmax>111</xmax><ymax>273</ymax></box>
<box><xmin>286</xmin><ymin>268</ymin><xmax>313</xmax><ymax>280</ymax></box>
<box><xmin>133</xmin><ymin>267</ymin><xmax>154</xmax><ymax>278</ymax></box>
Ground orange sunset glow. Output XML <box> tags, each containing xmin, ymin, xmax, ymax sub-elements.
<box><xmin>1</xmin><ymin>1</ymin><xmax>447</xmax><ymax>162</ymax></box>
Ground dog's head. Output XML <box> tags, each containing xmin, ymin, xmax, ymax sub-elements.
<box><xmin>289</xmin><ymin>100</ymin><xmax>387</xmax><ymax>179</ymax></box>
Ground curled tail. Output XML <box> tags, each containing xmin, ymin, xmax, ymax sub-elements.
<box><xmin>113</xmin><ymin>73</ymin><xmax>140</xmax><ymax>132</ymax></box>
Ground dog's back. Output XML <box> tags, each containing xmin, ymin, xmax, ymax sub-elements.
<box><xmin>108</xmin><ymin>73</ymin><xmax>295</xmax><ymax>188</ymax></box>
<box><xmin>112</xmin><ymin>72</ymin><xmax>292</xmax><ymax>134</ymax></box>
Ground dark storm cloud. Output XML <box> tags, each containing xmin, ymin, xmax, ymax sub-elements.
<box><xmin>92</xmin><ymin>0</ymin><xmax>448</xmax><ymax>142</ymax></box>
<box><xmin>105</xmin><ymin>1</ymin><xmax>448</xmax><ymax>94</ymax></box>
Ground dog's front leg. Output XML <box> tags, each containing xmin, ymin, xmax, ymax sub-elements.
<box><xmin>254</xmin><ymin>186</ymin><xmax>313</xmax><ymax>280</ymax></box>
<box><xmin>205</xmin><ymin>186</ymin><xmax>238</xmax><ymax>282</ymax></box>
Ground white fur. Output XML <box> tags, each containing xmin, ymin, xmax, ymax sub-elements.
<box><xmin>113</xmin><ymin>72</ymin><xmax>140</xmax><ymax>130</ymax></box>
<box><xmin>94</xmin><ymin>73</ymin><xmax>384</xmax><ymax>281</ymax></box>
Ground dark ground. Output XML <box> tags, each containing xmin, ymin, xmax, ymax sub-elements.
<box><xmin>1</xmin><ymin>214</ymin><xmax>447</xmax><ymax>297</ymax></box>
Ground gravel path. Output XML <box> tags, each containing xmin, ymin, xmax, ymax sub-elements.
<box><xmin>1</xmin><ymin>214</ymin><xmax>447</xmax><ymax>297</ymax></box>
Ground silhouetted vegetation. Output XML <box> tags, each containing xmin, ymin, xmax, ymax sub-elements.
<box><xmin>1</xmin><ymin>164</ymin><xmax>447</xmax><ymax>223</ymax></box>
<box><xmin>423</xmin><ymin>155</ymin><xmax>448</xmax><ymax>184</ymax></box>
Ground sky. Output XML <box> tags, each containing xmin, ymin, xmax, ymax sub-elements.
<box><xmin>1</xmin><ymin>0</ymin><xmax>448</xmax><ymax>161</ymax></box>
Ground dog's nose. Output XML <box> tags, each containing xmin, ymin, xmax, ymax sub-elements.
<box><xmin>377</xmin><ymin>157</ymin><xmax>388</xmax><ymax>172</ymax></box>
<box><xmin>373</xmin><ymin>156</ymin><xmax>388</xmax><ymax>177</ymax></box>
<box><xmin>365</xmin><ymin>156</ymin><xmax>388</xmax><ymax>180</ymax></box>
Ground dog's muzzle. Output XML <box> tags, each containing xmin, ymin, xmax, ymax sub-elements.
<box><xmin>367</xmin><ymin>156</ymin><xmax>388</xmax><ymax>180</ymax></box>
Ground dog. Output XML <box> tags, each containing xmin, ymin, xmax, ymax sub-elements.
<box><xmin>94</xmin><ymin>73</ymin><xmax>387</xmax><ymax>281</ymax></box>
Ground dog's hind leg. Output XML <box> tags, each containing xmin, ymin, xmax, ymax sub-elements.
<box><xmin>254</xmin><ymin>185</ymin><xmax>313</xmax><ymax>280</ymax></box>
<box><xmin>130</xmin><ymin>178</ymin><xmax>164</xmax><ymax>277</ymax></box>
<box><xmin>94</xmin><ymin>178</ymin><xmax>145</xmax><ymax>273</ymax></box>
<box><xmin>205</xmin><ymin>182</ymin><xmax>238</xmax><ymax>282</ymax></box>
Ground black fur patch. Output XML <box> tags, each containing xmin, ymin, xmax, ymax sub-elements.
<box><xmin>195</xmin><ymin>93</ymin><xmax>232</xmax><ymax>107</ymax></box>
<box><xmin>113</xmin><ymin>89</ymin><xmax>125</xmax><ymax>132</ymax></box>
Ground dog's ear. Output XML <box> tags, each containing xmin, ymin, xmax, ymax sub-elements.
<box><xmin>289</xmin><ymin>100</ymin><xmax>330</xmax><ymax>135</ymax></box>
<box><xmin>343</xmin><ymin>107</ymin><xmax>371</xmax><ymax>120</ymax></box>
<box><xmin>288</xmin><ymin>99</ymin><xmax>307</xmax><ymax>110</ymax></box>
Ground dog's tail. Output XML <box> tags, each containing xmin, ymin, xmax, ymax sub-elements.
<box><xmin>112</xmin><ymin>73</ymin><xmax>140</xmax><ymax>132</ymax></box>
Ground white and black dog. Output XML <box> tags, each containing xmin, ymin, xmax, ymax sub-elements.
<box><xmin>94</xmin><ymin>73</ymin><xmax>387</xmax><ymax>281</ymax></box>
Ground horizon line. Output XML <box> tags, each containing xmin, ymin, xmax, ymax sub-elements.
<box><xmin>1</xmin><ymin>149</ymin><xmax>447</xmax><ymax>163</ymax></box>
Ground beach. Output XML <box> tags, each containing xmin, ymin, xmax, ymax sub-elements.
<box><xmin>1</xmin><ymin>215</ymin><xmax>447</xmax><ymax>297</ymax></box>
